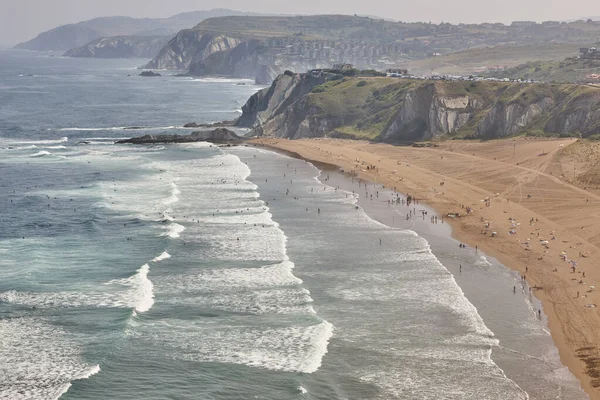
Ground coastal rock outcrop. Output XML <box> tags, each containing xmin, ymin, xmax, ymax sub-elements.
<box><xmin>236</xmin><ymin>73</ymin><xmax>600</xmax><ymax>141</ymax></box>
<box><xmin>235</xmin><ymin>71</ymin><xmax>329</xmax><ymax>132</ymax></box>
<box><xmin>144</xmin><ymin>28</ymin><xmax>321</xmax><ymax>83</ymax></box>
<box><xmin>380</xmin><ymin>85</ymin><xmax>477</xmax><ymax>141</ymax></box>
<box><xmin>139</xmin><ymin>71</ymin><xmax>162</xmax><ymax>77</ymax></box>
<box><xmin>64</xmin><ymin>35</ymin><xmax>171</xmax><ymax>58</ymax></box>
<box><xmin>116</xmin><ymin>128</ymin><xmax>242</xmax><ymax>144</ymax></box>
<box><xmin>143</xmin><ymin>31</ymin><xmax>243</xmax><ymax>71</ymax></box>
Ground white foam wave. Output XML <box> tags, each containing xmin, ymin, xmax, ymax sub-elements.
<box><xmin>108</xmin><ymin>264</ymin><xmax>155</xmax><ymax>313</ymax></box>
<box><xmin>133</xmin><ymin>151</ymin><xmax>334</xmax><ymax>374</ymax></box>
<box><xmin>58</xmin><ymin>126</ymin><xmax>178</xmax><ymax>132</ymax></box>
<box><xmin>159</xmin><ymin>260</ymin><xmax>301</xmax><ymax>292</ymax></box>
<box><xmin>474</xmin><ymin>255</ymin><xmax>493</xmax><ymax>269</ymax></box>
<box><xmin>0</xmin><ymin>318</ymin><xmax>97</xmax><ymax>400</ymax></box>
<box><xmin>0</xmin><ymin>290</ymin><xmax>112</xmax><ymax>308</ymax></box>
<box><xmin>30</xmin><ymin>150</ymin><xmax>51</xmax><ymax>157</ymax></box>
<box><xmin>15</xmin><ymin>137</ymin><xmax>67</xmax><ymax>145</ymax></box>
<box><xmin>164</xmin><ymin>223</ymin><xmax>185</xmax><ymax>238</ymax></box>
<box><xmin>82</xmin><ymin>141</ymin><xmax>115</xmax><ymax>146</ymax></box>
<box><xmin>189</xmin><ymin>77</ymin><xmax>254</xmax><ymax>84</ymax></box>
<box><xmin>78</xmin><ymin>364</ymin><xmax>101</xmax><ymax>380</ymax></box>
<box><xmin>142</xmin><ymin>319</ymin><xmax>333</xmax><ymax>373</ymax></box>
<box><xmin>59</xmin><ymin>127</ymin><xmax>126</xmax><ymax>131</ymax></box>
<box><xmin>162</xmin><ymin>182</ymin><xmax>180</xmax><ymax>206</ymax></box>
<box><xmin>16</xmin><ymin>145</ymin><xmax>37</xmax><ymax>149</ymax></box>
<box><xmin>152</xmin><ymin>251</ymin><xmax>171</xmax><ymax>262</ymax></box>
<box><xmin>45</xmin><ymin>145</ymin><xmax>67</xmax><ymax>149</ymax></box>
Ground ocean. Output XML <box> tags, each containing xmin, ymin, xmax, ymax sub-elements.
<box><xmin>0</xmin><ymin>49</ymin><xmax>589</xmax><ymax>399</ymax></box>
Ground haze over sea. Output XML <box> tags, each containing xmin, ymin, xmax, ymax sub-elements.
<box><xmin>0</xmin><ymin>49</ymin><xmax>589</xmax><ymax>399</ymax></box>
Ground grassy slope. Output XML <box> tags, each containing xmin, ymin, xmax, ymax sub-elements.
<box><xmin>307</xmin><ymin>77</ymin><xmax>419</xmax><ymax>139</ymax></box>
<box><xmin>404</xmin><ymin>44</ymin><xmax>583</xmax><ymax>75</ymax></box>
<box><xmin>300</xmin><ymin>77</ymin><xmax>600</xmax><ymax>140</ymax></box>
<box><xmin>487</xmin><ymin>58</ymin><xmax>600</xmax><ymax>83</ymax></box>
<box><xmin>194</xmin><ymin>15</ymin><xmax>433</xmax><ymax>41</ymax></box>
<box><xmin>194</xmin><ymin>15</ymin><xmax>600</xmax><ymax>47</ymax></box>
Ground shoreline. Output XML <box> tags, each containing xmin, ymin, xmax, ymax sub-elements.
<box><xmin>249</xmin><ymin>137</ymin><xmax>600</xmax><ymax>399</ymax></box>
<box><xmin>318</xmin><ymin>167</ymin><xmax>578</xmax><ymax>398</ymax></box>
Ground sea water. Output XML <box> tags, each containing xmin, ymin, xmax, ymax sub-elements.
<box><xmin>0</xmin><ymin>49</ymin><xmax>588</xmax><ymax>399</ymax></box>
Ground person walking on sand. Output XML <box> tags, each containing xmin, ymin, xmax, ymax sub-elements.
<box><xmin>379</xmin><ymin>238</ymin><xmax>382</xmax><ymax>246</ymax></box>
<box><xmin>513</xmin><ymin>286</ymin><xmax>516</xmax><ymax>293</ymax></box>
<box><xmin>459</xmin><ymin>265</ymin><xmax>462</xmax><ymax>273</ymax></box>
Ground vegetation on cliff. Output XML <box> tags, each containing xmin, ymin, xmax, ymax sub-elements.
<box><xmin>237</xmin><ymin>73</ymin><xmax>600</xmax><ymax>142</ymax></box>
<box><xmin>486</xmin><ymin>57</ymin><xmax>600</xmax><ymax>84</ymax></box>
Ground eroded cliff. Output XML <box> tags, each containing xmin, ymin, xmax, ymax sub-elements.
<box><xmin>236</xmin><ymin>74</ymin><xmax>600</xmax><ymax>141</ymax></box>
<box><xmin>143</xmin><ymin>30</ymin><xmax>319</xmax><ymax>83</ymax></box>
<box><xmin>143</xmin><ymin>31</ymin><xmax>243</xmax><ymax>70</ymax></box>
<box><xmin>64</xmin><ymin>35</ymin><xmax>171</xmax><ymax>58</ymax></box>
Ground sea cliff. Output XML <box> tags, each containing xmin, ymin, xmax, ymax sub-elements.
<box><xmin>64</xmin><ymin>36</ymin><xmax>171</xmax><ymax>58</ymax></box>
<box><xmin>143</xmin><ymin>30</ymin><xmax>316</xmax><ymax>83</ymax></box>
<box><xmin>236</xmin><ymin>73</ymin><xmax>600</xmax><ymax>141</ymax></box>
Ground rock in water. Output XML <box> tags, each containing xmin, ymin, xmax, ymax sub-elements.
<box><xmin>139</xmin><ymin>71</ymin><xmax>161</xmax><ymax>77</ymax></box>
<box><xmin>116</xmin><ymin>128</ymin><xmax>242</xmax><ymax>144</ymax></box>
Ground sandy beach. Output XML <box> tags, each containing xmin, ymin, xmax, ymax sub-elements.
<box><xmin>251</xmin><ymin>136</ymin><xmax>600</xmax><ymax>399</ymax></box>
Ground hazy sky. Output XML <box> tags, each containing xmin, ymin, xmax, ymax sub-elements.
<box><xmin>1</xmin><ymin>0</ymin><xmax>599</xmax><ymax>46</ymax></box>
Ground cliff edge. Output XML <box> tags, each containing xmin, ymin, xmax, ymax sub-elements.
<box><xmin>236</xmin><ymin>74</ymin><xmax>600</xmax><ymax>142</ymax></box>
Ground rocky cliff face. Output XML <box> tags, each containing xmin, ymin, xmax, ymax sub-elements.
<box><xmin>237</xmin><ymin>75</ymin><xmax>600</xmax><ymax>141</ymax></box>
<box><xmin>235</xmin><ymin>71</ymin><xmax>329</xmax><ymax>133</ymax></box>
<box><xmin>143</xmin><ymin>31</ymin><xmax>242</xmax><ymax>70</ymax></box>
<box><xmin>144</xmin><ymin>31</ymin><xmax>318</xmax><ymax>83</ymax></box>
<box><xmin>380</xmin><ymin>85</ymin><xmax>479</xmax><ymax>141</ymax></box>
<box><xmin>64</xmin><ymin>35</ymin><xmax>171</xmax><ymax>58</ymax></box>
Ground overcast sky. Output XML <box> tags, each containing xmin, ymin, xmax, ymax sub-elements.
<box><xmin>1</xmin><ymin>0</ymin><xmax>599</xmax><ymax>46</ymax></box>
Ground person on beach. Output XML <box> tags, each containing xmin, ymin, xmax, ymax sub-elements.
<box><xmin>459</xmin><ymin>265</ymin><xmax>462</xmax><ymax>273</ymax></box>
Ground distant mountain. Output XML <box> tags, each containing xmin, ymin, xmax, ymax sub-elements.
<box><xmin>63</xmin><ymin>35</ymin><xmax>171</xmax><ymax>58</ymax></box>
<box><xmin>14</xmin><ymin>9</ymin><xmax>273</xmax><ymax>51</ymax></box>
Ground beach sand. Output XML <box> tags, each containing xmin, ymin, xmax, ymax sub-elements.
<box><xmin>251</xmin><ymin>136</ymin><xmax>600</xmax><ymax>399</ymax></box>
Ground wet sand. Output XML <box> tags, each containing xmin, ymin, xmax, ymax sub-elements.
<box><xmin>251</xmin><ymin>137</ymin><xmax>600</xmax><ymax>399</ymax></box>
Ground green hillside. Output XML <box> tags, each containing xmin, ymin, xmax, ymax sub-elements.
<box><xmin>486</xmin><ymin>57</ymin><xmax>600</xmax><ymax>83</ymax></box>
<box><xmin>289</xmin><ymin>76</ymin><xmax>600</xmax><ymax>140</ymax></box>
